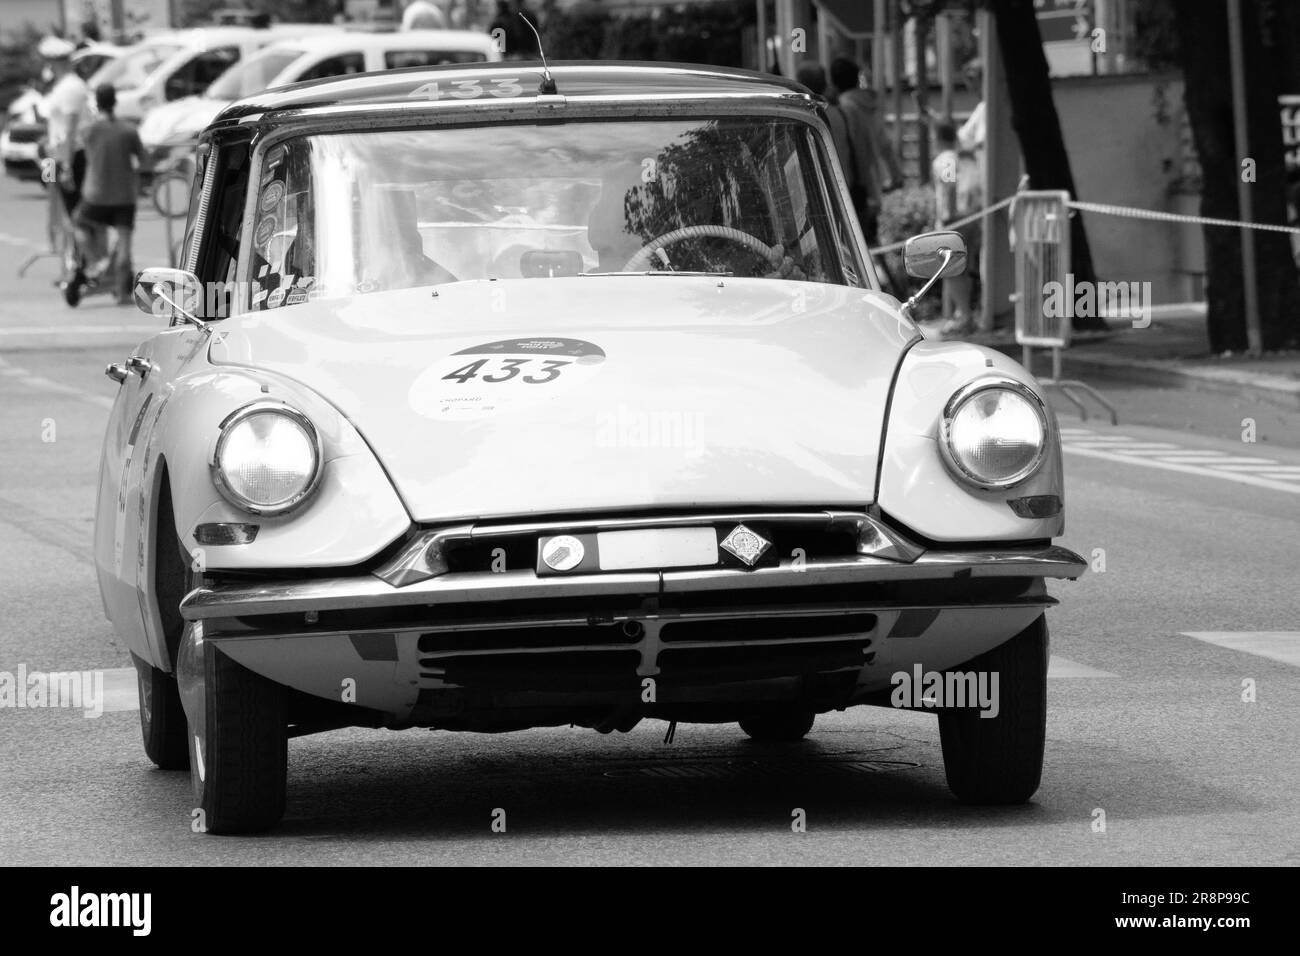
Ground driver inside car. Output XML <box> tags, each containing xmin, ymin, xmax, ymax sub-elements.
<box><xmin>587</xmin><ymin>157</ymin><xmax>806</xmax><ymax>280</ymax></box>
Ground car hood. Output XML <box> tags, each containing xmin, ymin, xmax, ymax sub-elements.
<box><xmin>208</xmin><ymin>277</ymin><xmax>917</xmax><ymax>523</ymax></box>
<box><xmin>140</xmin><ymin>96</ymin><xmax>225</xmax><ymax>146</ymax></box>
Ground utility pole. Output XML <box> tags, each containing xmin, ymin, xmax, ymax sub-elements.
<box><xmin>1226</xmin><ymin>0</ymin><xmax>1263</xmax><ymax>355</ymax></box>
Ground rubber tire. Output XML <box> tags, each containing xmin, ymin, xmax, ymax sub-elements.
<box><xmin>189</xmin><ymin>645</ymin><xmax>288</xmax><ymax>835</ymax></box>
<box><xmin>938</xmin><ymin>615</ymin><xmax>1048</xmax><ymax>804</ymax></box>
<box><xmin>132</xmin><ymin>653</ymin><xmax>189</xmax><ymax>770</ymax></box>
<box><xmin>62</xmin><ymin>270</ymin><xmax>83</xmax><ymax>307</ymax></box>
<box><xmin>739</xmin><ymin>709</ymin><xmax>816</xmax><ymax>742</ymax></box>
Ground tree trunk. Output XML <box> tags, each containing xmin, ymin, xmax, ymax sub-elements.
<box><xmin>1174</xmin><ymin>0</ymin><xmax>1300</xmax><ymax>352</ymax></box>
<box><xmin>993</xmin><ymin>0</ymin><xmax>1106</xmax><ymax>331</ymax></box>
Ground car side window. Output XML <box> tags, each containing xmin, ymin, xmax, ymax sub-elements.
<box><xmin>165</xmin><ymin>47</ymin><xmax>240</xmax><ymax>100</ymax></box>
<box><xmin>384</xmin><ymin>50</ymin><xmax>486</xmax><ymax>69</ymax></box>
<box><xmin>297</xmin><ymin>52</ymin><xmax>365</xmax><ymax>82</ymax></box>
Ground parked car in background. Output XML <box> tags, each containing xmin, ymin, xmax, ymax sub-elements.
<box><xmin>1</xmin><ymin>85</ymin><xmax>46</xmax><ymax>180</ymax></box>
<box><xmin>107</xmin><ymin>63</ymin><xmax>1084</xmax><ymax>833</ymax></box>
<box><xmin>88</xmin><ymin>26</ymin><xmax>339</xmax><ymax>125</ymax></box>
<box><xmin>72</xmin><ymin>42</ymin><xmax>125</xmax><ymax>81</ymax></box>
<box><xmin>139</xmin><ymin>30</ymin><xmax>500</xmax><ymax>176</ymax></box>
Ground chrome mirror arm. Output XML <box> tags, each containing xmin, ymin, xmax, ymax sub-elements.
<box><xmin>901</xmin><ymin>247</ymin><xmax>954</xmax><ymax>320</ymax></box>
<box><xmin>156</xmin><ymin>288</ymin><xmax>211</xmax><ymax>335</ymax></box>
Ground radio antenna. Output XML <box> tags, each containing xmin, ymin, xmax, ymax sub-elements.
<box><xmin>518</xmin><ymin>12</ymin><xmax>557</xmax><ymax>95</ymax></box>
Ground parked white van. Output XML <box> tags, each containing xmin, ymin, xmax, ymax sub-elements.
<box><xmin>139</xmin><ymin>30</ymin><xmax>500</xmax><ymax>169</ymax></box>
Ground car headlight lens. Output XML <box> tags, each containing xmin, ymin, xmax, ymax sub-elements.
<box><xmin>212</xmin><ymin>403</ymin><xmax>322</xmax><ymax>514</ymax></box>
<box><xmin>940</xmin><ymin>380</ymin><xmax>1048</xmax><ymax>489</ymax></box>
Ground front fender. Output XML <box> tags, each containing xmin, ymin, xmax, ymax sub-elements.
<box><xmin>149</xmin><ymin>368</ymin><xmax>411</xmax><ymax>571</ymax></box>
<box><xmin>877</xmin><ymin>342</ymin><xmax>1065</xmax><ymax>542</ymax></box>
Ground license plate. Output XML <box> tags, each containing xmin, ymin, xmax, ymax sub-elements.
<box><xmin>597</xmin><ymin>528</ymin><xmax>719</xmax><ymax>570</ymax></box>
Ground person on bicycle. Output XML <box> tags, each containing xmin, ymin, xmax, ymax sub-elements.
<box><xmin>67</xmin><ymin>84</ymin><xmax>149</xmax><ymax>305</ymax></box>
<box><xmin>38</xmin><ymin>36</ymin><xmax>90</xmax><ymax>218</ymax></box>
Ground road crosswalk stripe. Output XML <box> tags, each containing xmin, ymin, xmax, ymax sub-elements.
<box><xmin>1160</xmin><ymin>456</ymin><xmax>1278</xmax><ymax>465</ymax></box>
<box><xmin>101</xmin><ymin>668</ymin><xmax>138</xmax><ymax>712</ymax></box>
<box><xmin>0</xmin><ymin>325</ymin><xmax>157</xmax><ymax>337</ymax></box>
<box><xmin>1180</xmin><ymin>632</ymin><xmax>1300</xmax><ymax>668</ymax></box>
<box><xmin>0</xmin><ymin>356</ymin><xmax>114</xmax><ymax>410</ymax></box>
<box><xmin>1062</xmin><ymin>428</ymin><xmax>1300</xmax><ymax>493</ymax></box>
<box><xmin>1064</xmin><ymin>443</ymin><xmax>1300</xmax><ymax>493</ymax></box>
<box><xmin>1048</xmin><ymin>656</ymin><xmax>1118</xmax><ymax>678</ymax></box>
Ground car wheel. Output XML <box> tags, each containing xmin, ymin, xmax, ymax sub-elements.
<box><xmin>739</xmin><ymin>709</ymin><xmax>816</xmax><ymax>742</ymax></box>
<box><xmin>132</xmin><ymin>652</ymin><xmax>188</xmax><ymax>770</ymax></box>
<box><xmin>938</xmin><ymin>615</ymin><xmax>1048</xmax><ymax>804</ymax></box>
<box><xmin>185</xmin><ymin>642</ymin><xmax>288</xmax><ymax>834</ymax></box>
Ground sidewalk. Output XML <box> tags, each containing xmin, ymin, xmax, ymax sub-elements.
<box><xmin>947</xmin><ymin>317</ymin><xmax>1300</xmax><ymax>411</ymax></box>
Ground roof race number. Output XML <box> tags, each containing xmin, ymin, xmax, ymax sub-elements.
<box><xmin>408</xmin><ymin>77</ymin><xmax>525</xmax><ymax>101</ymax></box>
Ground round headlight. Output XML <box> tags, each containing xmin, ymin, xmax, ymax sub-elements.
<box><xmin>212</xmin><ymin>403</ymin><xmax>322</xmax><ymax>515</ymax></box>
<box><xmin>940</xmin><ymin>380</ymin><xmax>1048</xmax><ymax>489</ymax></box>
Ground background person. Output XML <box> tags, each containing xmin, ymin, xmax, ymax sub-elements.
<box><xmin>931</xmin><ymin>120</ymin><xmax>981</xmax><ymax>335</ymax></box>
<box><xmin>38</xmin><ymin>37</ymin><xmax>90</xmax><ymax>222</ymax></box>
<box><xmin>826</xmin><ymin>57</ymin><xmax>901</xmax><ymax>246</ymax></box>
<box><xmin>68</xmin><ymin>84</ymin><xmax>149</xmax><ymax>305</ymax></box>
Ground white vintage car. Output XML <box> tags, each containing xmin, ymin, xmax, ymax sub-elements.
<box><xmin>99</xmin><ymin>63</ymin><xmax>1084</xmax><ymax>833</ymax></box>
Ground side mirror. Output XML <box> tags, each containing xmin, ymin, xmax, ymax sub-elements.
<box><xmin>134</xmin><ymin>267</ymin><xmax>208</xmax><ymax>332</ymax></box>
<box><xmin>900</xmin><ymin>231</ymin><xmax>967</xmax><ymax>321</ymax></box>
<box><xmin>904</xmin><ymin>230</ymin><xmax>967</xmax><ymax>279</ymax></box>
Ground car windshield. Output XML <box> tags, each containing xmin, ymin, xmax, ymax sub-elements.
<box><xmin>246</xmin><ymin>116</ymin><xmax>858</xmax><ymax>310</ymax></box>
<box><xmin>92</xmin><ymin>42</ymin><xmax>183</xmax><ymax>90</ymax></box>
<box><xmin>207</xmin><ymin>47</ymin><xmax>302</xmax><ymax>99</ymax></box>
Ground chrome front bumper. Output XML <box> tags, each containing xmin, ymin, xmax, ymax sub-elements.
<box><xmin>177</xmin><ymin>512</ymin><xmax>1084</xmax><ymax>720</ymax></box>
<box><xmin>180</xmin><ymin>543</ymin><xmax>1085</xmax><ymax>622</ymax></box>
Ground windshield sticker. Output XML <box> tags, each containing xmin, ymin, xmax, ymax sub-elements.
<box><xmin>265</xmin><ymin>144</ymin><xmax>285</xmax><ymax>171</ymax></box>
<box><xmin>259</xmin><ymin>181</ymin><xmax>285</xmax><ymax>211</ymax></box>
<box><xmin>254</xmin><ymin>215</ymin><xmax>277</xmax><ymax>250</ymax></box>
<box><xmin>410</xmin><ymin>338</ymin><xmax>607</xmax><ymax>420</ymax></box>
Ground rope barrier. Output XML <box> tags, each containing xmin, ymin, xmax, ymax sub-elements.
<box><xmin>1066</xmin><ymin>199</ymin><xmax>1300</xmax><ymax>235</ymax></box>
<box><xmin>873</xmin><ymin>194</ymin><xmax>1017</xmax><ymax>256</ymax></box>
<box><xmin>872</xmin><ymin>193</ymin><xmax>1300</xmax><ymax>260</ymax></box>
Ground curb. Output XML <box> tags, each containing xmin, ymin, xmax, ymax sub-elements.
<box><xmin>1054</xmin><ymin>353</ymin><xmax>1300</xmax><ymax>411</ymax></box>
<box><xmin>972</xmin><ymin>336</ymin><xmax>1300</xmax><ymax>411</ymax></box>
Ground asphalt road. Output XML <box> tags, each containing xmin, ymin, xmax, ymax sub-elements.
<box><xmin>1</xmin><ymin>171</ymin><xmax>1297</xmax><ymax>866</ymax></box>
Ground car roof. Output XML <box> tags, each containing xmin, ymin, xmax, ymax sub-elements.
<box><xmin>215</xmin><ymin>61</ymin><xmax>812</xmax><ymax>124</ymax></box>
<box><xmin>257</xmin><ymin>29</ymin><xmax>496</xmax><ymax>57</ymax></box>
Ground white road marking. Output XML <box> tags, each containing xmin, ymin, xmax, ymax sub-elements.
<box><xmin>1180</xmin><ymin>632</ymin><xmax>1300</xmax><ymax>668</ymax></box>
<box><xmin>0</xmin><ymin>355</ymin><xmax>114</xmax><ymax>410</ymax></box>
<box><xmin>101</xmin><ymin>668</ymin><xmax>139</xmax><ymax>712</ymax></box>
<box><xmin>1215</xmin><ymin>464</ymin><xmax>1300</xmax><ymax>473</ymax></box>
<box><xmin>1160</xmin><ymin>456</ymin><xmax>1277</xmax><ymax>465</ymax></box>
<box><xmin>1063</xmin><ymin>428</ymin><xmax>1300</xmax><ymax>494</ymax></box>
<box><xmin>0</xmin><ymin>324</ymin><xmax>155</xmax><ymax>337</ymax></box>
<box><xmin>1048</xmin><ymin>656</ymin><xmax>1118</xmax><ymax>678</ymax></box>
<box><xmin>0</xmin><ymin>231</ymin><xmax>41</xmax><ymax>250</ymax></box>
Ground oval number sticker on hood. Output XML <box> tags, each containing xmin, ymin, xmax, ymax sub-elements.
<box><xmin>410</xmin><ymin>337</ymin><xmax>607</xmax><ymax>420</ymax></box>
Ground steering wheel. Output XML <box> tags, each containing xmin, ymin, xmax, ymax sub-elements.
<box><xmin>622</xmin><ymin>224</ymin><xmax>782</xmax><ymax>272</ymax></box>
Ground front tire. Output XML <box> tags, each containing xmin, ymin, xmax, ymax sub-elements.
<box><xmin>938</xmin><ymin>615</ymin><xmax>1048</xmax><ymax>804</ymax></box>
<box><xmin>132</xmin><ymin>653</ymin><xmax>188</xmax><ymax>770</ymax></box>
<box><xmin>739</xmin><ymin>709</ymin><xmax>816</xmax><ymax>742</ymax></box>
<box><xmin>186</xmin><ymin>642</ymin><xmax>288</xmax><ymax>834</ymax></box>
